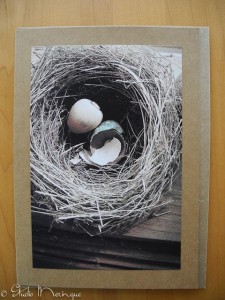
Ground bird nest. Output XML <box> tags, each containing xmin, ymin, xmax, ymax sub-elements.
<box><xmin>30</xmin><ymin>45</ymin><xmax>182</xmax><ymax>235</ymax></box>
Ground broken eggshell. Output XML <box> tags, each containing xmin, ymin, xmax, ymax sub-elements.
<box><xmin>83</xmin><ymin>121</ymin><xmax>125</xmax><ymax>166</ymax></box>
<box><xmin>70</xmin><ymin>120</ymin><xmax>126</xmax><ymax>167</ymax></box>
<box><xmin>79</xmin><ymin>137</ymin><xmax>123</xmax><ymax>166</ymax></box>
<box><xmin>90</xmin><ymin>120</ymin><xmax>125</xmax><ymax>161</ymax></box>
<box><xmin>92</xmin><ymin>120</ymin><xmax>124</xmax><ymax>136</ymax></box>
<box><xmin>90</xmin><ymin>138</ymin><xmax>122</xmax><ymax>165</ymax></box>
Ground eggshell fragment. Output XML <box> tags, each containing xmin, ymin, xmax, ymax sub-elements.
<box><xmin>78</xmin><ymin>138</ymin><xmax>122</xmax><ymax>166</ymax></box>
<box><xmin>70</xmin><ymin>154</ymin><xmax>81</xmax><ymax>165</ymax></box>
<box><xmin>79</xmin><ymin>150</ymin><xmax>94</xmax><ymax>165</ymax></box>
<box><xmin>90</xmin><ymin>138</ymin><xmax>122</xmax><ymax>166</ymax></box>
<box><xmin>72</xmin><ymin>120</ymin><xmax>125</xmax><ymax>166</ymax></box>
<box><xmin>92</xmin><ymin>120</ymin><xmax>124</xmax><ymax>137</ymax></box>
<box><xmin>90</xmin><ymin>129</ymin><xmax>124</xmax><ymax>150</ymax></box>
<box><xmin>87</xmin><ymin>120</ymin><xmax>125</xmax><ymax>166</ymax></box>
<box><xmin>67</xmin><ymin>99</ymin><xmax>103</xmax><ymax>134</ymax></box>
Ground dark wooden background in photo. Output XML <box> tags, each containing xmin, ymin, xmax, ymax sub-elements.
<box><xmin>32</xmin><ymin>173</ymin><xmax>181</xmax><ymax>270</ymax></box>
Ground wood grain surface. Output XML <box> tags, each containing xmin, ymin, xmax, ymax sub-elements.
<box><xmin>0</xmin><ymin>0</ymin><xmax>224</xmax><ymax>299</ymax></box>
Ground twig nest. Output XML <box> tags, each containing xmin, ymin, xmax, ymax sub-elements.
<box><xmin>30</xmin><ymin>45</ymin><xmax>182</xmax><ymax>235</ymax></box>
<box><xmin>67</xmin><ymin>99</ymin><xmax>103</xmax><ymax>133</ymax></box>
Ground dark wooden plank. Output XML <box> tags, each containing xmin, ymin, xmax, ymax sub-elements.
<box><xmin>33</xmin><ymin>253</ymin><xmax>121</xmax><ymax>270</ymax></box>
<box><xmin>33</xmin><ymin>247</ymin><xmax>178</xmax><ymax>270</ymax></box>
<box><xmin>124</xmin><ymin>222</ymin><xmax>181</xmax><ymax>242</ymax></box>
<box><xmin>32</xmin><ymin>228</ymin><xmax>180</xmax><ymax>265</ymax></box>
<box><xmin>33</xmin><ymin>253</ymin><xmax>176</xmax><ymax>270</ymax></box>
<box><xmin>32</xmin><ymin>227</ymin><xmax>180</xmax><ymax>270</ymax></box>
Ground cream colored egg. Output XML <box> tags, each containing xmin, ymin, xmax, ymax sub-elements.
<box><xmin>67</xmin><ymin>99</ymin><xmax>103</xmax><ymax>134</ymax></box>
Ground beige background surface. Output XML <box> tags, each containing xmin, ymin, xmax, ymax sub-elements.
<box><xmin>14</xmin><ymin>25</ymin><xmax>206</xmax><ymax>289</ymax></box>
<box><xmin>0</xmin><ymin>0</ymin><xmax>224</xmax><ymax>299</ymax></box>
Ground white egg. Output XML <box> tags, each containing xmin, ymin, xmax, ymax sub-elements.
<box><xmin>67</xmin><ymin>99</ymin><xmax>103</xmax><ymax>134</ymax></box>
